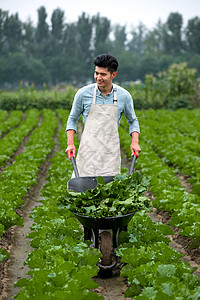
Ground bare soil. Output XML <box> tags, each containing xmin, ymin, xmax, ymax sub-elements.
<box><xmin>0</xmin><ymin>114</ymin><xmax>41</xmax><ymax>175</ymax></box>
<box><xmin>147</xmin><ymin>172</ymin><xmax>200</xmax><ymax>278</ymax></box>
<box><xmin>0</xmin><ymin>115</ymin><xmax>57</xmax><ymax>299</ymax></box>
<box><xmin>0</xmin><ymin>165</ymin><xmax>49</xmax><ymax>299</ymax></box>
<box><xmin>93</xmin><ymin>275</ymin><xmax>132</xmax><ymax>300</ymax></box>
<box><xmin>0</xmin><ymin>112</ymin><xmax>26</xmax><ymax>140</ymax></box>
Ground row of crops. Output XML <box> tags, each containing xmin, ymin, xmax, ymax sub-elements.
<box><xmin>120</xmin><ymin>109</ymin><xmax>200</xmax><ymax>248</ymax></box>
<box><xmin>0</xmin><ymin>108</ymin><xmax>200</xmax><ymax>299</ymax></box>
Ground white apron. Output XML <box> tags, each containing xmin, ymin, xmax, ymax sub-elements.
<box><xmin>75</xmin><ymin>84</ymin><xmax>121</xmax><ymax>177</ymax></box>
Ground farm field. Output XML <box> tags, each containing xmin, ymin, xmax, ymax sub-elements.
<box><xmin>0</xmin><ymin>108</ymin><xmax>200</xmax><ymax>299</ymax></box>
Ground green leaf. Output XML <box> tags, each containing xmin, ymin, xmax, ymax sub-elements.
<box><xmin>125</xmin><ymin>283</ymin><xmax>141</xmax><ymax>297</ymax></box>
<box><xmin>157</xmin><ymin>264</ymin><xmax>177</xmax><ymax>277</ymax></box>
<box><xmin>96</xmin><ymin>176</ymin><xmax>105</xmax><ymax>185</ymax></box>
<box><xmin>0</xmin><ymin>248</ymin><xmax>9</xmax><ymax>262</ymax></box>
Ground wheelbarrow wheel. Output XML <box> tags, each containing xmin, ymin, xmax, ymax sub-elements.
<box><xmin>100</xmin><ymin>231</ymin><xmax>112</xmax><ymax>266</ymax></box>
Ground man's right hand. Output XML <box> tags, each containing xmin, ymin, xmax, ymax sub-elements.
<box><xmin>66</xmin><ymin>129</ymin><xmax>76</xmax><ymax>160</ymax></box>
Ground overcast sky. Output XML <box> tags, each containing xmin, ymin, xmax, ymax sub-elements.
<box><xmin>1</xmin><ymin>0</ymin><xmax>199</xmax><ymax>30</ymax></box>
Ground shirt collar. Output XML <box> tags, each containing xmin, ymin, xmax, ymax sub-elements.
<box><xmin>96</xmin><ymin>85</ymin><xmax>114</xmax><ymax>97</ymax></box>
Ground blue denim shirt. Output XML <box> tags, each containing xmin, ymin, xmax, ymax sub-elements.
<box><xmin>66</xmin><ymin>83</ymin><xmax>140</xmax><ymax>136</ymax></box>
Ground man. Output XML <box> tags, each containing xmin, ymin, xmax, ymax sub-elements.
<box><xmin>65</xmin><ymin>54</ymin><xmax>141</xmax><ymax>177</ymax></box>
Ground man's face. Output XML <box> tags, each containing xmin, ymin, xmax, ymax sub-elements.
<box><xmin>94</xmin><ymin>66</ymin><xmax>117</xmax><ymax>90</ymax></box>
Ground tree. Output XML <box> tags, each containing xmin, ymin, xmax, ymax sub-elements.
<box><xmin>35</xmin><ymin>6</ymin><xmax>50</xmax><ymax>59</ymax></box>
<box><xmin>3</xmin><ymin>53</ymin><xmax>29</xmax><ymax>84</ymax></box>
<box><xmin>27</xmin><ymin>58</ymin><xmax>50</xmax><ymax>85</ymax></box>
<box><xmin>116</xmin><ymin>52</ymin><xmax>139</xmax><ymax>82</ymax></box>
<box><xmin>76</xmin><ymin>12</ymin><xmax>93</xmax><ymax>79</ymax></box>
<box><xmin>92</xmin><ymin>13</ymin><xmax>111</xmax><ymax>55</ymax></box>
<box><xmin>50</xmin><ymin>8</ymin><xmax>65</xmax><ymax>55</ymax></box>
<box><xmin>157</xmin><ymin>54</ymin><xmax>174</xmax><ymax>71</ymax></box>
<box><xmin>112</xmin><ymin>24</ymin><xmax>127</xmax><ymax>55</ymax></box>
<box><xmin>138</xmin><ymin>55</ymin><xmax>158</xmax><ymax>80</ymax></box>
<box><xmin>163</xmin><ymin>12</ymin><xmax>183</xmax><ymax>55</ymax></box>
<box><xmin>144</xmin><ymin>20</ymin><xmax>165</xmax><ymax>58</ymax></box>
<box><xmin>49</xmin><ymin>54</ymin><xmax>68</xmax><ymax>84</ymax></box>
<box><xmin>1</xmin><ymin>7</ymin><xmax>200</xmax><ymax>87</ymax></box>
<box><xmin>22</xmin><ymin>19</ymin><xmax>36</xmax><ymax>57</ymax></box>
<box><xmin>127</xmin><ymin>23</ymin><xmax>147</xmax><ymax>56</ymax></box>
<box><xmin>0</xmin><ymin>57</ymin><xmax>7</xmax><ymax>84</ymax></box>
<box><xmin>188</xmin><ymin>54</ymin><xmax>200</xmax><ymax>74</ymax></box>
<box><xmin>62</xmin><ymin>23</ymin><xmax>79</xmax><ymax>83</ymax></box>
<box><xmin>0</xmin><ymin>9</ymin><xmax>8</xmax><ymax>55</ymax></box>
<box><xmin>4</xmin><ymin>12</ymin><xmax>22</xmax><ymax>52</ymax></box>
<box><xmin>185</xmin><ymin>16</ymin><xmax>200</xmax><ymax>53</ymax></box>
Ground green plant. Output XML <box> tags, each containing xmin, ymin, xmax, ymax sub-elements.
<box><xmin>60</xmin><ymin>173</ymin><xmax>150</xmax><ymax>218</ymax></box>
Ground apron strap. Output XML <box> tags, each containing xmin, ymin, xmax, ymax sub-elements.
<box><xmin>93</xmin><ymin>85</ymin><xmax>117</xmax><ymax>105</ymax></box>
<box><xmin>113</xmin><ymin>88</ymin><xmax>117</xmax><ymax>105</ymax></box>
<box><xmin>93</xmin><ymin>85</ymin><xmax>97</xmax><ymax>104</ymax></box>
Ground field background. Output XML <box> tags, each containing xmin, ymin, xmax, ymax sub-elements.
<box><xmin>0</xmin><ymin>56</ymin><xmax>200</xmax><ymax>300</ymax></box>
<box><xmin>1</xmin><ymin>4</ymin><xmax>200</xmax><ymax>298</ymax></box>
<box><xmin>0</xmin><ymin>103</ymin><xmax>200</xmax><ymax>299</ymax></box>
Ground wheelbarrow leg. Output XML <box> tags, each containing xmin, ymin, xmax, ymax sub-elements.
<box><xmin>92</xmin><ymin>228</ymin><xmax>99</xmax><ymax>249</ymax></box>
<box><xmin>84</xmin><ymin>227</ymin><xmax>92</xmax><ymax>241</ymax></box>
<box><xmin>112</xmin><ymin>228</ymin><xmax>120</xmax><ymax>249</ymax></box>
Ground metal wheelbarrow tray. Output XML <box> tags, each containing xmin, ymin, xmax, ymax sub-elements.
<box><xmin>67</xmin><ymin>152</ymin><xmax>138</xmax><ymax>270</ymax></box>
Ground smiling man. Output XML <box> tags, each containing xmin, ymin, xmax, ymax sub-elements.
<box><xmin>65</xmin><ymin>54</ymin><xmax>141</xmax><ymax>177</ymax></box>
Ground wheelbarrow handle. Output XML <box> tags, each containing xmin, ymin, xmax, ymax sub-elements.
<box><xmin>128</xmin><ymin>152</ymin><xmax>138</xmax><ymax>175</ymax></box>
<box><xmin>70</xmin><ymin>152</ymin><xmax>79</xmax><ymax>178</ymax></box>
<box><xmin>70</xmin><ymin>151</ymin><xmax>138</xmax><ymax>177</ymax></box>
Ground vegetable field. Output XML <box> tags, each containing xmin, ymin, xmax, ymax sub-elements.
<box><xmin>0</xmin><ymin>108</ymin><xmax>200</xmax><ymax>299</ymax></box>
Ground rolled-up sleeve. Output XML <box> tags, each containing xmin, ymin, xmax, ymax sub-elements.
<box><xmin>124</xmin><ymin>93</ymin><xmax>140</xmax><ymax>136</ymax></box>
<box><xmin>66</xmin><ymin>91</ymin><xmax>83</xmax><ymax>132</ymax></box>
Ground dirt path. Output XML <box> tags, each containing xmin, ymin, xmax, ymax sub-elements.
<box><xmin>3</xmin><ymin>187</ymin><xmax>42</xmax><ymax>299</ymax></box>
<box><xmin>93</xmin><ymin>275</ymin><xmax>131</xmax><ymax>300</ymax></box>
<box><xmin>2</xmin><ymin>160</ymin><xmax>51</xmax><ymax>299</ymax></box>
<box><xmin>0</xmin><ymin>114</ymin><xmax>41</xmax><ymax>174</ymax></box>
<box><xmin>0</xmin><ymin>112</ymin><xmax>26</xmax><ymax>140</ymax></box>
<box><xmin>0</xmin><ymin>119</ymin><xmax>59</xmax><ymax>299</ymax></box>
<box><xmin>147</xmin><ymin>172</ymin><xmax>200</xmax><ymax>278</ymax></box>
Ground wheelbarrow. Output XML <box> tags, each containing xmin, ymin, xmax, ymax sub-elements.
<box><xmin>67</xmin><ymin>152</ymin><xmax>139</xmax><ymax>271</ymax></box>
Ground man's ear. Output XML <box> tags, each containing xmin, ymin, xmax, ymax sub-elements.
<box><xmin>112</xmin><ymin>72</ymin><xmax>117</xmax><ymax>79</ymax></box>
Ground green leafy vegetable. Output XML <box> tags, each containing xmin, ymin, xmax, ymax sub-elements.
<box><xmin>60</xmin><ymin>172</ymin><xmax>150</xmax><ymax>218</ymax></box>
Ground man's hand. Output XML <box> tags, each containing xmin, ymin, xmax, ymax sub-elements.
<box><xmin>65</xmin><ymin>145</ymin><xmax>75</xmax><ymax>160</ymax></box>
<box><xmin>65</xmin><ymin>129</ymin><xmax>76</xmax><ymax>160</ymax></box>
<box><xmin>131</xmin><ymin>132</ymin><xmax>141</xmax><ymax>157</ymax></box>
<box><xmin>131</xmin><ymin>142</ymin><xmax>141</xmax><ymax>157</ymax></box>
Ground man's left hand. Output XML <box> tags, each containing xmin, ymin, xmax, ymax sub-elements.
<box><xmin>131</xmin><ymin>141</ymin><xmax>141</xmax><ymax>157</ymax></box>
<box><xmin>131</xmin><ymin>132</ymin><xmax>141</xmax><ymax>157</ymax></box>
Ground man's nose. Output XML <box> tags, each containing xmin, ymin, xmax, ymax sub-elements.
<box><xmin>97</xmin><ymin>74</ymin><xmax>102</xmax><ymax>80</ymax></box>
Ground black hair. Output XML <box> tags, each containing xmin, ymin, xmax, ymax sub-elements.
<box><xmin>93</xmin><ymin>54</ymin><xmax>119</xmax><ymax>73</ymax></box>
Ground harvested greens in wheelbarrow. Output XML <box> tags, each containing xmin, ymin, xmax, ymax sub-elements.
<box><xmin>60</xmin><ymin>172</ymin><xmax>150</xmax><ymax>218</ymax></box>
<box><xmin>60</xmin><ymin>156</ymin><xmax>151</xmax><ymax>271</ymax></box>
